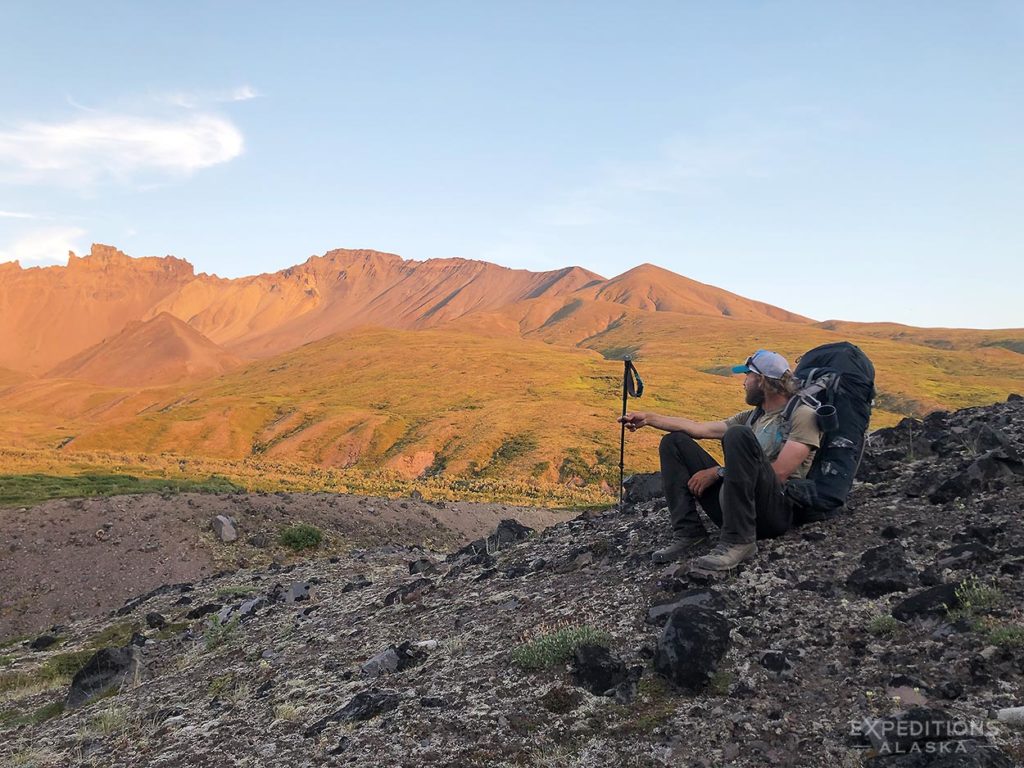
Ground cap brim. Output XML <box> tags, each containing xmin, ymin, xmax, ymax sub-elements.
<box><xmin>731</xmin><ymin>364</ymin><xmax>750</xmax><ymax>374</ymax></box>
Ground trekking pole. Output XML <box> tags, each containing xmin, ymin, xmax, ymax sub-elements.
<box><xmin>619</xmin><ymin>356</ymin><xmax>644</xmax><ymax>509</ymax></box>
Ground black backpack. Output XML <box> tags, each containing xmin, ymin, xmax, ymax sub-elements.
<box><xmin>748</xmin><ymin>341</ymin><xmax>876</xmax><ymax>523</ymax></box>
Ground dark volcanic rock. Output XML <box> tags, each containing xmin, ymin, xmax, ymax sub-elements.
<box><xmin>383</xmin><ymin>578</ymin><xmax>433</xmax><ymax>606</ymax></box>
<box><xmin>144</xmin><ymin>612</ymin><xmax>167</xmax><ymax>630</ymax></box>
<box><xmin>408</xmin><ymin>558</ymin><xmax>435</xmax><ymax>575</ymax></box>
<box><xmin>935</xmin><ymin>542</ymin><xmax>995</xmax><ymax>570</ymax></box>
<box><xmin>341</xmin><ymin>575</ymin><xmax>371</xmax><ymax>593</ymax></box>
<box><xmin>449</xmin><ymin>518</ymin><xmax>534</xmax><ymax>561</ymax></box>
<box><xmin>646</xmin><ymin>589</ymin><xmax>727</xmax><ymax>626</ymax></box>
<box><xmin>66</xmin><ymin>646</ymin><xmax>141</xmax><ymax>708</ymax></box>
<box><xmin>622</xmin><ymin>472</ymin><xmax>664</xmax><ymax>504</ymax></box>
<box><xmin>653</xmin><ymin>606</ymin><xmax>730</xmax><ymax>691</ymax></box>
<box><xmin>29</xmin><ymin>634</ymin><xmax>60</xmax><ymax>651</ymax></box>
<box><xmin>303</xmin><ymin>690</ymin><xmax>400</xmax><ymax>737</ymax></box>
<box><xmin>570</xmin><ymin>644</ymin><xmax>628</xmax><ymax>696</ymax></box>
<box><xmin>847</xmin><ymin>542</ymin><xmax>918</xmax><ymax>597</ymax></box>
<box><xmin>892</xmin><ymin>584</ymin><xmax>960</xmax><ymax>622</ymax></box>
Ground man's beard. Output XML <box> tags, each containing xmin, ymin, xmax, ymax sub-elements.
<box><xmin>745</xmin><ymin>386</ymin><xmax>765</xmax><ymax>407</ymax></box>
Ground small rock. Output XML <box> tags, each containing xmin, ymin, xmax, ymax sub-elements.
<box><xmin>211</xmin><ymin>515</ymin><xmax>238</xmax><ymax>543</ymax></box>
<box><xmin>383</xmin><ymin>578</ymin><xmax>433</xmax><ymax>606</ymax></box>
<box><xmin>341</xmin><ymin>575</ymin><xmax>371</xmax><ymax>593</ymax></box>
<box><xmin>846</xmin><ymin>542</ymin><xmax>918</xmax><ymax>597</ymax></box>
<box><xmin>29</xmin><ymin>634</ymin><xmax>60</xmax><ymax>651</ymax></box>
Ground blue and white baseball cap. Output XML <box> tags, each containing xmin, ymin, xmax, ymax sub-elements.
<box><xmin>732</xmin><ymin>349</ymin><xmax>790</xmax><ymax>380</ymax></box>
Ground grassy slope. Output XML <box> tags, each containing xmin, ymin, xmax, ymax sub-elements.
<box><xmin>0</xmin><ymin>474</ymin><xmax>241</xmax><ymax>509</ymax></box>
<box><xmin>1</xmin><ymin>313</ymin><xmax>1022</xmax><ymax>504</ymax></box>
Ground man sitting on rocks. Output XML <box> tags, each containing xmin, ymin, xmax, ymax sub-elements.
<box><xmin>619</xmin><ymin>349</ymin><xmax>822</xmax><ymax>571</ymax></box>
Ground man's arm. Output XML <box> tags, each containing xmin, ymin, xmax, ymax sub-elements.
<box><xmin>771</xmin><ymin>440</ymin><xmax>812</xmax><ymax>483</ymax></box>
<box><xmin>620</xmin><ymin>411</ymin><xmax>729</xmax><ymax>439</ymax></box>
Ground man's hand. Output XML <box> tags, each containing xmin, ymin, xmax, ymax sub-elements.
<box><xmin>619</xmin><ymin>411</ymin><xmax>649</xmax><ymax>432</ymax></box>
<box><xmin>687</xmin><ymin>467</ymin><xmax>722</xmax><ymax>496</ymax></box>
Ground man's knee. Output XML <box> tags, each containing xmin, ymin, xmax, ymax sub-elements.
<box><xmin>722</xmin><ymin>424</ymin><xmax>759</xmax><ymax>456</ymax></box>
<box><xmin>659</xmin><ymin>430</ymin><xmax>699</xmax><ymax>457</ymax></box>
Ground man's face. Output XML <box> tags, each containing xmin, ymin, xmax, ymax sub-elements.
<box><xmin>742</xmin><ymin>372</ymin><xmax>765</xmax><ymax>406</ymax></box>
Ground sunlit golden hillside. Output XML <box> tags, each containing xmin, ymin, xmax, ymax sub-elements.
<box><xmin>1</xmin><ymin>245</ymin><xmax>1021</xmax><ymax>502</ymax></box>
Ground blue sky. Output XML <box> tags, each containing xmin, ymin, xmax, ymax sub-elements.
<box><xmin>1</xmin><ymin>1</ymin><xmax>1021</xmax><ymax>328</ymax></box>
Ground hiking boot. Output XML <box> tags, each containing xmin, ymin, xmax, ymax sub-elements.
<box><xmin>652</xmin><ymin>533</ymin><xmax>708</xmax><ymax>563</ymax></box>
<box><xmin>691</xmin><ymin>541</ymin><xmax>757</xmax><ymax>572</ymax></box>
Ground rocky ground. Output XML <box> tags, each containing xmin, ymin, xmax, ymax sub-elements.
<box><xmin>0</xmin><ymin>491</ymin><xmax>574</xmax><ymax>640</ymax></box>
<box><xmin>1</xmin><ymin>397</ymin><xmax>1024</xmax><ymax>767</ymax></box>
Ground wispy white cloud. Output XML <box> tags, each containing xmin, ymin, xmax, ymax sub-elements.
<box><xmin>0</xmin><ymin>210</ymin><xmax>36</xmax><ymax>219</ymax></box>
<box><xmin>0</xmin><ymin>113</ymin><xmax>244</xmax><ymax>187</ymax></box>
<box><xmin>161</xmin><ymin>84</ymin><xmax>261</xmax><ymax>109</ymax></box>
<box><xmin>0</xmin><ymin>226</ymin><xmax>86</xmax><ymax>266</ymax></box>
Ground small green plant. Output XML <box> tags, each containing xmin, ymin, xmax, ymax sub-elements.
<box><xmin>868</xmin><ymin>614</ymin><xmax>900</xmax><ymax>636</ymax></box>
<box><xmin>512</xmin><ymin>624</ymin><xmax>611</xmax><ymax>672</ymax></box>
<box><xmin>983</xmin><ymin>622</ymin><xmax>1024</xmax><ymax>649</ymax></box>
<box><xmin>278</xmin><ymin>523</ymin><xmax>323</xmax><ymax>552</ymax></box>
<box><xmin>215</xmin><ymin>585</ymin><xmax>257</xmax><ymax>599</ymax></box>
<box><xmin>92</xmin><ymin>705</ymin><xmax>130</xmax><ymax>736</ymax></box>
<box><xmin>204</xmin><ymin>617</ymin><xmax>239</xmax><ymax>651</ymax></box>
<box><xmin>273</xmin><ymin>702</ymin><xmax>302</xmax><ymax>721</ymax></box>
<box><xmin>946</xmin><ymin>576</ymin><xmax>1003</xmax><ymax>623</ymax></box>
<box><xmin>707</xmin><ymin>668</ymin><xmax>734</xmax><ymax>696</ymax></box>
<box><xmin>88</xmin><ymin>621</ymin><xmax>137</xmax><ymax>649</ymax></box>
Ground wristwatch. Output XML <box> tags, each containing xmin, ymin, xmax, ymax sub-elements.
<box><xmin>716</xmin><ymin>467</ymin><xmax>725</xmax><ymax>479</ymax></box>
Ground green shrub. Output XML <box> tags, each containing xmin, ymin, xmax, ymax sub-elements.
<box><xmin>204</xmin><ymin>617</ymin><xmax>239</xmax><ymax>651</ymax></box>
<box><xmin>512</xmin><ymin>625</ymin><xmax>611</xmax><ymax>672</ymax></box>
<box><xmin>868</xmin><ymin>614</ymin><xmax>900</xmax><ymax>636</ymax></box>
<box><xmin>278</xmin><ymin>523</ymin><xmax>323</xmax><ymax>552</ymax></box>
<box><xmin>984</xmin><ymin>622</ymin><xmax>1024</xmax><ymax>649</ymax></box>
<box><xmin>946</xmin><ymin>576</ymin><xmax>1003</xmax><ymax>623</ymax></box>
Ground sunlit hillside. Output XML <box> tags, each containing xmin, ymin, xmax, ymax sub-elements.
<box><xmin>2</xmin><ymin>246</ymin><xmax>1022</xmax><ymax>504</ymax></box>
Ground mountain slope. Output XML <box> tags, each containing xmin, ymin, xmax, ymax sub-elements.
<box><xmin>146</xmin><ymin>250</ymin><xmax>606</xmax><ymax>358</ymax></box>
<box><xmin>0</xmin><ymin>246</ymin><xmax>195</xmax><ymax>374</ymax></box>
<box><xmin>47</xmin><ymin>313</ymin><xmax>242</xmax><ymax>387</ymax></box>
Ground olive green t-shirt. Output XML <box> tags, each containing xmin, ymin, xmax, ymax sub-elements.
<box><xmin>723</xmin><ymin>403</ymin><xmax>822</xmax><ymax>479</ymax></box>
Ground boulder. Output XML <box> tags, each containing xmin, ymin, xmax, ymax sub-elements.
<box><xmin>646</xmin><ymin>589</ymin><xmax>727</xmax><ymax>626</ymax></box>
<box><xmin>653</xmin><ymin>606</ymin><xmax>730</xmax><ymax>691</ymax></box>
<box><xmin>622</xmin><ymin>472</ymin><xmax>664</xmax><ymax>504</ymax></box>
<box><xmin>892</xmin><ymin>584</ymin><xmax>959</xmax><ymax>622</ymax></box>
<box><xmin>935</xmin><ymin>542</ymin><xmax>995</xmax><ymax>570</ymax></box>
<box><xmin>570</xmin><ymin>644</ymin><xmax>628</xmax><ymax>696</ymax></box>
<box><xmin>449</xmin><ymin>519</ymin><xmax>533</xmax><ymax>561</ymax></box>
<box><xmin>66</xmin><ymin>646</ymin><xmax>142</xmax><ymax>708</ymax></box>
<box><xmin>847</xmin><ymin>542</ymin><xmax>918</xmax><ymax>597</ymax></box>
<box><xmin>303</xmin><ymin>690</ymin><xmax>400</xmax><ymax>737</ymax></box>
<box><xmin>211</xmin><ymin>515</ymin><xmax>238</xmax><ymax>543</ymax></box>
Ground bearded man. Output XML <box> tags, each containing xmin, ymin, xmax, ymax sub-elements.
<box><xmin>618</xmin><ymin>349</ymin><xmax>822</xmax><ymax>572</ymax></box>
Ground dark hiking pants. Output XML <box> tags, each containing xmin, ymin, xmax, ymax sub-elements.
<box><xmin>658</xmin><ymin>424</ymin><xmax>793</xmax><ymax>545</ymax></box>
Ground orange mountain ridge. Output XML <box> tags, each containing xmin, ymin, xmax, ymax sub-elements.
<box><xmin>0</xmin><ymin>244</ymin><xmax>809</xmax><ymax>375</ymax></box>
